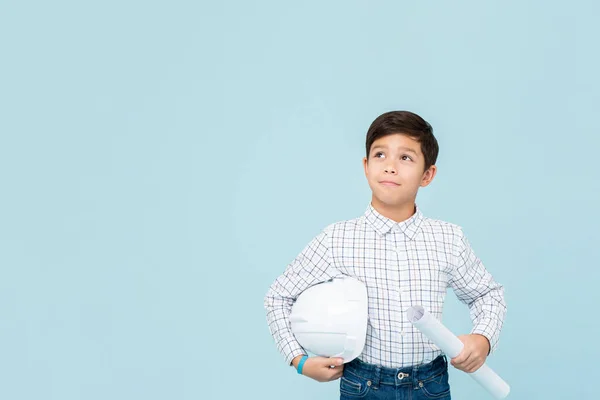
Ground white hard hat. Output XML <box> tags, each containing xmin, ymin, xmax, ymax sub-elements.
<box><xmin>289</xmin><ymin>276</ymin><xmax>368</xmax><ymax>363</ymax></box>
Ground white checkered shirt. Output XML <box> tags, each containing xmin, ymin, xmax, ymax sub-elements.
<box><xmin>264</xmin><ymin>203</ymin><xmax>506</xmax><ymax>368</ymax></box>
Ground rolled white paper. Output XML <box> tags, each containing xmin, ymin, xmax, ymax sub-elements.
<box><xmin>407</xmin><ymin>305</ymin><xmax>510</xmax><ymax>399</ymax></box>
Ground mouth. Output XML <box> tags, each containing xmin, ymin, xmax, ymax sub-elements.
<box><xmin>379</xmin><ymin>181</ymin><xmax>400</xmax><ymax>187</ymax></box>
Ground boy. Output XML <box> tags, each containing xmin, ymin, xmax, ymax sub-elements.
<box><xmin>264</xmin><ymin>111</ymin><xmax>506</xmax><ymax>399</ymax></box>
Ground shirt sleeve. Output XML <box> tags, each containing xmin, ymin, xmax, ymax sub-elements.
<box><xmin>449</xmin><ymin>228</ymin><xmax>507</xmax><ymax>354</ymax></box>
<box><xmin>263</xmin><ymin>227</ymin><xmax>342</xmax><ymax>365</ymax></box>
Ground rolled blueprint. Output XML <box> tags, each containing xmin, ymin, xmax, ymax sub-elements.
<box><xmin>407</xmin><ymin>305</ymin><xmax>510</xmax><ymax>399</ymax></box>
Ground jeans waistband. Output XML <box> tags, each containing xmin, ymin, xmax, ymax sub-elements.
<box><xmin>344</xmin><ymin>355</ymin><xmax>448</xmax><ymax>387</ymax></box>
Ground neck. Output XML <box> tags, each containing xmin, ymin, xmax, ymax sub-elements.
<box><xmin>371</xmin><ymin>196</ymin><xmax>416</xmax><ymax>223</ymax></box>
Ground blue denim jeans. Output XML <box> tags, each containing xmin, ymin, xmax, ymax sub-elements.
<box><xmin>340</xmin><ymin>355</ymin><xmax>451</xmax><ymax>400</ymax></box>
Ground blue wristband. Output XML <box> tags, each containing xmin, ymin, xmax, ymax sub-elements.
<box><xmin>297</xmin><ymin>355</ymin><xmax>309</xmax><ymax>375</ymax></box>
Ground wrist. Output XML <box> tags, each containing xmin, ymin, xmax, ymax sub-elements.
<box><xmin>291</xmin><ymin>354</ymin><xmax>307</xmax><ymax>369</ymax></box>
<box><xmin>472</xmin><ymin>333</ymin><xmax>491</xmax><ymax>355</ymax></box>
<box><xmin>296</xmin><ymin>355</ymin><xmax>309</xmax><ymax>374</ymax></box>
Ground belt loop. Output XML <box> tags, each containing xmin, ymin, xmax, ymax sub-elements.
<box><xmin>373</xmin><ymin>365</ymin><xmax>381</xmax><ymax>389</ymax></box>
<box><xmin>412</xmin><ymin>364</ymin><xmax>419</xmax><ymax>387</ymax></box>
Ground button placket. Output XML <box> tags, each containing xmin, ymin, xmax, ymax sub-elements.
<box><xmin>396</xmin><ymin>242</ymin><xmax>410</xmax><ymax>292</ymax></box>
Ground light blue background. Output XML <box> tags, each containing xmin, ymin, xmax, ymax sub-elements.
<box><xmin>1</xmin><ymin>1</ymin><xmax>598</xmax><ymax>399</ymax></box>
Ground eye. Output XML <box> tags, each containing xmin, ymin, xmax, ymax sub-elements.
<box><xmin>401</xmin><ymin>155</ymin><xmax>413</xmax><ymax>161</ymax></box>
<box><xmin>374</xmin><ymin>151</ymin><xmax>385</xmax><ymax>158</ymax></box>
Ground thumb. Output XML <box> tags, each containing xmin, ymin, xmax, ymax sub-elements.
<box><xmin>326</xmin><ymin>357</ymin><xmax>344</xmax><ymax>366</ymax></box>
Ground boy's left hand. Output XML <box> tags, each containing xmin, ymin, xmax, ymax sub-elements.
<box><xmin>450</xmin><ymin>334</ymin><xmax>490</xmax><ymax>373</ymax></box>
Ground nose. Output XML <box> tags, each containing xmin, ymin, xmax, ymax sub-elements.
<box><xmin>384</xmin><ymin>165</ymin><xmax>397</xmax><ymax>174</ymax></box>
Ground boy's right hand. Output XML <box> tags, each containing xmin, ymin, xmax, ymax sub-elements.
<box><xmin>292</xmin><ymin>355</ymin><xmax>345</xmax><ymax>382</ymax></box>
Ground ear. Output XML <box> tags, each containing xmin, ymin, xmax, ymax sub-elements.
<box><xmin>363</xmin><ymin>156</ymin><xmax>369</xmax><ymax>177</ymax></box>
<box><xmin>420</xmin><ymin>165</ymin><xmax>437</xmax><ymax>187</ymax></box>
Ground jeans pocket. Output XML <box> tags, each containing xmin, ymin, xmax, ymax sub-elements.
<box><xmin>339</xmin><ymin>371</ymin><xmax>371</xmax><ymax>398</ymax></box>
<box><xmin>418</xmin><ymin>370</ymin><xmax>451</xmax><ymax>399</ymax></box>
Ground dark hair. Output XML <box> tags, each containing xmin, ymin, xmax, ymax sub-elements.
<box><xmin>365</xmin><ymin>111</ymin><xmax>439</xmax><ymax>171</ymax></box>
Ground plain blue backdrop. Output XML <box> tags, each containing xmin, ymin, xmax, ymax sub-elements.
<box><xmin>1</xmin><ymin>1</ymin><xmax>598</xmax><ymax>399</ymax></box>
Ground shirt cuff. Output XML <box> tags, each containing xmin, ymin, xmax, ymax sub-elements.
<box><xmin>279</xmin><ymin>334</ymin><xmax>308</xmax><ymax>366</ymax></box>
<box><xmin>285</xmin><ymin>346</ymin><xmax>308</xmax><ymax>366</ymax></box>
<box><xmin>471</xmin><ymin>319</ymin><xmax>500</xmax><ymax>355</ymax></box>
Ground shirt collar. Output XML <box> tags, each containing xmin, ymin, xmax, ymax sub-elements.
<box><xmin>364</xmin><ymin>203</ymin><xmax>424</xmax><ymax>240</ymax></box>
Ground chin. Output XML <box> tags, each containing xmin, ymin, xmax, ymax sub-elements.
<box><xmin>374</xmin><ymin>195</ymin><xmax>403</xmax><ymax>207</ymax></box>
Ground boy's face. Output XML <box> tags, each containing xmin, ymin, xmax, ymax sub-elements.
<box><xmin>363</xmin><ymin>133</ymin><xmax>437</xmax><ymax>208</ymax></box>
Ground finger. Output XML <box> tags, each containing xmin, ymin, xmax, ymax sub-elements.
<box><xmin>325</xmin><ymin>357</ymin><xmax>344</xmax><ymax>367</ymax></box>
<box><xmin>331</xmin><ymin>367</ymin><xmax>344</xmax><ymax>379</ymax></box>
<box><xmin>453</xmin><ymin>351</ymin><xmax>475</xmax><ymax>369</ymax></box>
<box><xmin>464</xmin><ymin>358</ymin><xmax>484</xmax><ymax>373</ymax></box>
<box><xmin>451</xmin><ymin>335</ymin><xmax>471</xmax><ymax>365</ymax></box>
<box><xmin>460</xmin><ymin>361</ymin><xmax>474</xmax><ymax>373</ymax></box>
<box><xmin>333</xmin><ymin>357</ymin><xmax>345</xmax><ymax>365</ymax></box>
<box><xmin>451</xmin><ymin>350</ymin><xmax>469</xmax><ymax>366</ymax></box>
<box><xmin>461</xmin><ymin>357</ymin><xmax>482</xmax><ymax>373</ymax></box>
<box><xmin>464</xmin><ymin>364</ymin><xmax>477</xmax><ymax>373</ymax></box>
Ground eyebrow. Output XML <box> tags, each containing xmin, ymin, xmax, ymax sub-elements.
<box><xmin>371</xmin><ymin>145</ymin><xmax>419</xmax><ymax>155</ymax></box>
